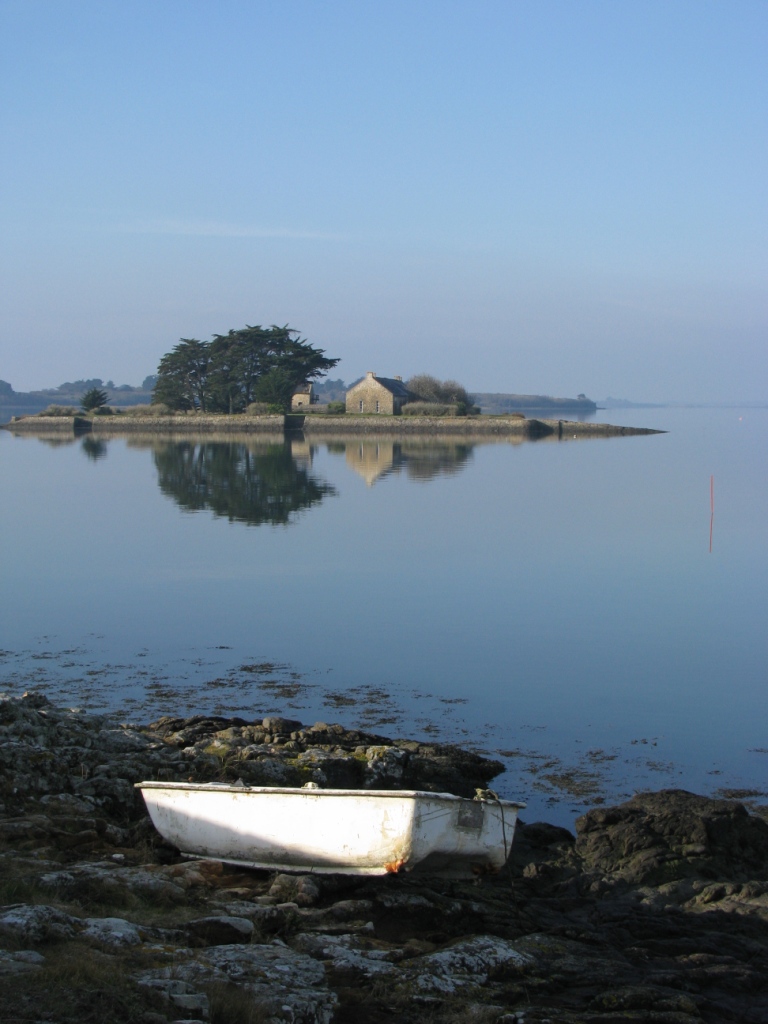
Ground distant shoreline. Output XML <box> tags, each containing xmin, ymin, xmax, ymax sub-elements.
<box><xmin>2</xmin><ymin>412</ymin><xmax>664</xmax><ymax>439</ymax></box>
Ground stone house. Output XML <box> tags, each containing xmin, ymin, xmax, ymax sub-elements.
<box><xmin>291</xmin><ymin>384</ymin><xmax>315</xmax><ymax>410</ymax></box>
<box><xmin>345</xmin><ymin>372</ymin><xmax>413</xmax><ymax>415</ymax></box>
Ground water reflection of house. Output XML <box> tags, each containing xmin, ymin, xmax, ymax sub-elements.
<box><xmin>341</xmin><ymin>438</ymin><xmax>475</xmax><ymax>486</ymax></box>
<box><xmin>345</xmin><ymin>372</ymin><xmax>413</xmax><ymax>414</ymax></box>
<box><xmin>290</xmin><ymin>438</ymin><xmax>315</xmax><ymax>468</ymax></box>
<box><xmin>345</xmin><ymin>440</ymin><xmax>398</xmax><ymax>486</ymax></box>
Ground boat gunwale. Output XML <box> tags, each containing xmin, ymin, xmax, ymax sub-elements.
<box><xmin>135</xmin><ymin>781</ymin><xmax>525</xmax><ymax>808</ymax></box>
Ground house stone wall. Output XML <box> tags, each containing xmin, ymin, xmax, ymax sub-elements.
<box><xmin>345</xmin><ymin>373</ymin><xmax>398</xmax><ymax>415</ymax></box>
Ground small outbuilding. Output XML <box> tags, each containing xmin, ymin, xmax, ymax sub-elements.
<box><xmin>291</xmin><ymin>384</ymin><xmax>315</xmax><ymax>410</ymax></box>
<box><xmin>345</xmin><ymin>372</ymin><xmax>413</xmax><ymax>415</ymax></box>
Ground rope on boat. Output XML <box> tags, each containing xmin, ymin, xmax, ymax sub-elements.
<box><xmin>476</xmin><ymin>787</ymin><xmax>515</xmax><ymax>891</ymax></box>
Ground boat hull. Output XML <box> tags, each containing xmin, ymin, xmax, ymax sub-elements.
<box><xmin>137</xmin><ymin>783</ymin><xmax>523</xmax><ymax>877</ymax></box>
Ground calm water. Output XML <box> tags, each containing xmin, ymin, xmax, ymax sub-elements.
<box><xmin>1</xmin><ymin>407</ymin><xmax>766</xmax><ymax>826</ymax></box>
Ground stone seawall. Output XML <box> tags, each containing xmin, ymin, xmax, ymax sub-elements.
<box><xmin>4</xmin><ymin>413</ymin><xmax>663</xmax><ymax>439</ymax></box>
<box><xmin>4</xmin><ymin>415</ymin><xmax>92</xmax><ymax>434</ymax></box>
<box><xmin>3</xmin><ymin>414</ymin><xmax>286</xmax><ymax>434</ymax></box>
<box><xmin>301</xmin><ymin>415</ymin><xmax>547</xmax><ymax>436</ymax></box>
<box><xmin>549</xmin><ymin>419</ymin><xmax>664</xmax><ymax>438</ymax></box>
<box><xmin>90</xmin><ymin>414</ymin><xmax>286</xmax><ymax>433</ymax></box>
<box><xmin>301</xmin><ymin>415</ymin><xmax>663</xmax><ymax>438</ymax></box>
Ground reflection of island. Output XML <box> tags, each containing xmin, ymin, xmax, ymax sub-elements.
<box><xmin>334</xmin><ymin>438</ymin><xmax>475</xmax><ymax>486</ymax></box>
<box><xmin>153</xmin><ymin>440</ymin><xmax>336</xmax><ymax>525</ymax></box>
<box><xmin>28</xmin><ymin>433</ymin><xmax>79</xmax><ymax>449</ymax></box>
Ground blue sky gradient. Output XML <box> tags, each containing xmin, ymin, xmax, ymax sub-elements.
<box><xmin>1</xmin><ymin>0</ymin><xmax>765</xmax><ymax>400</ymax></box>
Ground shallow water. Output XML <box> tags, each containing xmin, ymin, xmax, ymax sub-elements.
<box><xmin>1</xmin><ymin>407</ymin><xmax>766</xmax><ymax>826</ymax></box>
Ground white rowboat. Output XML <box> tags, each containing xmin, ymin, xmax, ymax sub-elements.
<box><xmin>137</xmin><ymin>782</ymin><xmax>524</xmax><ymax>877</ymax></box>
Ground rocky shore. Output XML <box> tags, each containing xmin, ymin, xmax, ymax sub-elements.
<box><xmin>1</xmin><ymin>693</ymin><xmax>766</xmax><ymax>1023</ymax></box>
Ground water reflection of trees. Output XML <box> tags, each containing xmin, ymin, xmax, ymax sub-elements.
<box><xmin>81</xmin><ymin>437</ymin><xmax>109</xmax><ymax>460</ymax></box>
<box><xmin>153</xmin><ymin>440</ymin><xmax>336</xmax><ymax>525</ymax></box>
<box><xmin>338</xmin><ymin>438</ymin><xmax>475</xmax><ymax>486</ymax></box>
<box><xmin>401</xmin><ymin>441</ymin><xmax>474</xmax><ymax>481</ymax></box>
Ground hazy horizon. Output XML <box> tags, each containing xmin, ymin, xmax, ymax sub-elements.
<box><xmin>3</xmin><ymin>370</ymin><xmax>765</xmax><ymax>409</ymax></box>
<box><xmin>2</xmin><ymin>1</ymin><xmax>766</xmax><ymax>403</ymax></box>
<box><xmin>4</xmin><ymin>370</ymin><xmax>767</xmax><ymax>410</ymax></box>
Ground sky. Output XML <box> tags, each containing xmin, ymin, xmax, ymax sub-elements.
<box><xmin>1</xmin><ymin>0</ymin><xmax>766</xmax><ymax>402</ymax></box>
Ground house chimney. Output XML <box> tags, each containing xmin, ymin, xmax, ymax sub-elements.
<box><xmin>394</xmin><ymin>376</ymin><xmax>402</xmax><ymax>381</ymax></box>
<box><xmin>366</xmin><ymin>371</ymin><xmax>375</xmax><ymax>378</ymax></box>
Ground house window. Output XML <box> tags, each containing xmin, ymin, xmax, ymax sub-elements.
<box><xmin>375</xmin><ymin>400</ymin><xmax>380</xmax><ymax>412</ymax></box>
<box><xmin>359</xmin><ymin>400</ymin><xmax>363</xmax><ymax>412</ymax></box>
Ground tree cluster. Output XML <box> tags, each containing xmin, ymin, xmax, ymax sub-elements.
<box><xmin>47</xmin><ymin>378</ymin><xmax>108</xmax><ymax>397</ymax></box>
<box><xmin>80</xmin><ymin>387</ymin><xmax>109</xmax><ymax>412</ymax></box>
<box><xmin>152</xmin><ymin>325</ymin><xmax>339</xmax><ymax>414</ymax></box>
<box><xmin>405</xmin><ymin>374</ymin><xmax>476</xmax><ymax>415</ymax></box>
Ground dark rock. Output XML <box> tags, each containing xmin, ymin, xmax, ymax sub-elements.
<box><xmin>576</xmin><ymin>789</ymin><xmax>768</xmax><ymax>885</ymax></box>
<box><xmin>518</xmin><ymin>821</ymin><xmax>576</xmax><ymax>849</ymax></box>
<box><xmin>184</xmin><ymin>915</ymin><xmax>254</xmax><ymax>945</ymax></box>
<box><xmin>588</xmin><ymin>984</ymin><xmax>701</xmax><ymax>1015</ymax></box>
<box><xmin>401</xmin><ymin>744</ymin><xmax>505</xmax><ymax>797</ymax></box>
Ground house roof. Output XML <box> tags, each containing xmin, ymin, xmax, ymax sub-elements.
<box><xmin>374</xmin><ymin>376</ymin><xmax>412</xmax><ymax>397</ymax></box>
<box><xmin>348</xmin><ymin>373</ymin><xmax>412</xmax><ymax>398</ymax></box>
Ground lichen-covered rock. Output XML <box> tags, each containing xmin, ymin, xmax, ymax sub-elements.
<box><xmin>137</xmin><ymin>976</ymin><xmax>210</xmax><ymax>1018</ymax></box>
<box><xmin>402</xmin><ymin>935</ymin><xmax>534</xmax><ymax>995</ymax></box>
<box><xmin>0</xmin><ymin>949</ymin><xmax>46</xmax><ymax>973</ymax></box>
<box><xmin>81</xmin><ymin>916</ymin><xmax>144</xmax><ymax>946</ymax></box>
<box><xmin>268</xmin><ymin>873</ymin><xmax>321</xmax><ymax>907</ymax></box>
<box><xmin>38</xmin><ymin>862</ymin><xmax>188</xmax><ymax>904</ymax></box>
<box><xmin>364</xmin><ymin>745</ymin><xmax>407</xmax><ymax>788</ymax></box>
<box><xmin>293</xmin><ymin>931</ymin><xmax>400</xmax><ymax>980</ymax></box>
<box><xmin>0</xmin><ymin>904</ymin><xmax>77</xmax><ymax>943</ymax></box>
<box><xmin>142</xmin><ymin>942</ymin><xmax>337</xmax><ymax>1024</ymax></box>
